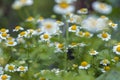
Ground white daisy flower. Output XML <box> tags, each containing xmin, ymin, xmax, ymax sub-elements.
<box><xmin>77</xmin><ymin>8</ymin><xmax>88</xmax><ymax>14</ymax></box>
<box><xmin>89</xmin><ymin>49</ymin><xmax>98</xmax><ymax>56</ymax></box>
<box><xmin>92</xmin><ymin>1</ymin><xmax>112</xmax><ymax>14</ymax></box>
<box><xmin>5</xmin><ymin>64</ymin><xmax>16</xmax><ymax>72</ymax></box>
<box><xmin>101</xmin><ymin>66</ymin><xmax>110</xmax><ymax>73</ymax></box>
<box><xmin>79</xmin><ymin>61</ymin><xmax>90</xmax><ymax>70</ymax></box>
<box><xmin>84</xmin><ymin>32</ymin><xmax>93</xmax><ymax>38</ymax></box>
<box><xmin>37</xmin><ymin>16</ymin><xmax>44</xmax><ymax>23</ymax></box>
<box><xmin>53</xmin><ymin>2</ymin><xmax>75</xmax><ymax>15</ymax></box>
<box><xmin>113</xmin><ymin>44</ymin><xmax>120</xmax><ymax>55</ymax></box>
<box><xmin>0</xmin><ymin>74</ymin><xmax>11</xmax><ymax>80</ymax></box>
<box><xmin>76</xmin><ymin>30</ymin><xmax>85</xmax><ymax>37</ymax></box>
<box><xmin>5</xmin><ymin>41</ymin><xmax>17</xmax><ymax>46</ymax></box>
<box><xmin>100</xmin><ymin>59</ymin><xmax>110</xmax><ymax>66</ymax></box>
<box><xmin>55</xmin><ymin>43</ymin><xmax>64</xmax><ymax>52</ymax></box>
<box><xmin>6</xmin><ymin>37</ymin><xmax>15</xmax><ymax>41</ymax></box>
<box><xmin>26</xmin><ymin>16</ymin><xmax>34</xmax><ymax>22</ymax></box>
<box><xmin>32</xmin><ymin>28</ymin><xmax>42</xmax><ymax>35</ymax></box>
<box><xmin>68</xmin><ymin>25</ymin><xmax>79</xmax><ymax>32</ymax></box>
<box><xmin>109</xmin><ymin>22</ymin><xmax>118</xmax><ymax>30</ymax></box>
<box><xmin>40</xmin><ymin>19</ymin><xmax>59</xmax><ymax>35</ymax></box>
<box><xmin>20</xmin><ymin>0</ymin><xmax>33</xmax><ymax>6</ymax></box>
<box><xmin>79</xmin><ymin>43</ymin><xmax>86</xmax><ymax>47</ymax></box>
<box><xmin>0</xmin><ymin>28</ymin><xmax>9</xmax><ymax>33</ymax></box>
<box><xmin>111</xmin><ymin>56</ymin><xmax>119</xmax><ymax>62</ymax></box>
<box><xmin>69</xmin><ymin>42</ymin><xmax>78</xmax><ymax>48</ymax></box>
<box><xmin>0</xmin><ymin>33</ymin><xmax>9</xmax><ymax>40</ymax></box>
<box><xmin>81</xmin><ymin>16</ymin><xmax>108</xmax><ymax>33</ymax></box>
<box><xmin>40</xmin><ymin>33</ymin><xmax>51</xmax><ymax>41</ymax></box>
<box><xmin>18</xmin><ymin>31</ymin><xmax>28</xmax><ymax>38</ymax></box>
<box><xmin>56</xmin><ymin>20</ymin><xmax>64</xmax><ymax>26</ymax></box>
<box><xmin>17</xmin><ymin>66</ymin><xmax>28</xmax><ymax>72</ymax></box>
<box><xmin>97</xmin><ymin>32</ymin><xmax>111</xmax><ymax>41</ymax></box>
<box><xmin>13</xmin><ymin>26</ymin><xmax>24</xmax><ymax>32</ymax></box>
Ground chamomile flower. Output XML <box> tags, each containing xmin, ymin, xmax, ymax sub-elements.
<box><xmin>92</xmin><ymin>1</ymin><xmax>112</xmax><ymax>14</ymax></box>
<box><xmin>76</xmin><ymin>31</ymin><xmax>85</xmax><ymax>37</ymax></box>
<box><xmin>0</xmin><ymin>33</ymin><xmax>9</xmax><ymax>40</ymax></box>
<box><xmin>69</xmin><ymin>42</ymin><xmax>78</xmax><ymax>48</ymax></box>
<box><xmin>5</xmin><ymin>64</ymin><xmax>16</xmax><ymax>72</ymax></box>
<box><xmin>17</xmin><ymin>66</ymin><xmax>28</xmax><ymax>72</ymax></box>
<box><xmin>89</xmin><ymin>49</ymin><xmax>98</xmax><ymax>56</ymax></box>
<box><xmin>97</xmin><ymin>32</ymin><xmax>111</xmax><ymax>41</ymax></box>
<box><xmin>55</xmin><ymin>43</ymin><xmax>64</xmax><ymax>52</ymax></box>
<box><xmin>113</xmin><ymin>44</ymin><xmax>120</xmax><ymax>55</ymax></box>
<box><xmin>0</xmin><ymin>74</ymin><xmax>11</xmax><ymax>80</ymax></box>
<box><xmin>40</xmin><ymin>19</ymin><xmax>59</xmax><ymax>35</ymax></box>
<box><xmin>16</xmin><ymin>37</ymin><xmax>25</xmax><ymax>44</ymax></box>
<box><xmin>111</xmin><ymin>56</ymin><xmax>119</xmax><ymax>62</ymax></box>
<box><xmin>18</xmin><ymin>31</ymin><xmax>28</xmax><ymax>38</ymax></box>
<box><xmin>77</xmin><ymin>8</ymin><xmax>88</xmax><ymax>14</ymax></box>
<box><xmin>55</xmin><ymin>0</ymin><xmax>76</xmax><ymax>4</ymax></box>
<box><xmin>84</xmin><ymin>32</ymin><xmax>93</xmax><ymax>38</ymax></box>
<box><xmin>6</xmin><ymin>37</ymin><xmax>15</xmax><ymax>41</ymax></box>
<box><xmin>26</xmin><ymin>16</ymin><xmax>34</xmax><ymax>22</ymax></box>
<box><xmin>79</xmin><ymin>43</ymin><xmax>86</xmax><ymax>47</ymax></box>
<box><xmin>20</xmin><ymin>0</ymin><xmax>33</xmax><ymax>6</ymax></box>
<box><xmin>100</xmin><ymin>59</ymin><xmax>110</xmax><ymax>66</ymax></box>
<box><xmin>81</xmin><ymin>16</ymin><xmax>108</xmax><ymax>33</ymax></box>
<box><xmin>0</xmin><ymin>28</ymin><xmax>9</xmax><ymax>33</ymax></box>
<box><xmin>53</xmin><ymin>1</ymin><xmax>75</xmax><ymax>15</ymax></box>
<box><xmin>40</xmin><ymin>34</ymin><xmax>51</xmax><ymax>41</ymax></box>
<box><xmin>5</xmin><ymin>41</ymin><xmax>17</xmax><ymax>46</ymax></box>
<box><xmin>101</xmin><ymin>66</ymin><xmax>110</xmax><ymax>73</ymax></box>
<box><xmin>13</xmin><ymin>26</ymin><xmax>24</xmax><ymax>32</ymax></box>
<box><xmin>56</xmin><ymin>20</ymin><xmax>64</xmax><ymax>26</ymax></box>
<box><xmin>37</xmin><ymin>16</ymin><xmax>44</xmax><ymax>23</ymax></box>
<box><xmin>68</xmin><ymin>25</ymin><xmax>79</xmax><ymax>32</ymax></box>
<box><xmin>32</xmin><ymin>28</ymin><xmax>42</xmax><ymax>35</ymax></box>
<box><xmin>109</xmin><ymin>22</ymin><xmax>118</xmax><ymax>30</ymax></box>
<box><xmin>79</xmin><ymin>61</ymin><xmax>90</xmax><ymax>69</ymax></box>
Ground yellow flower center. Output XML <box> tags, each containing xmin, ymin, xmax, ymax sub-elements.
<box><xmin>37</xmin><ymin>29</ymin><xmax>41</xmax><ymax>32</ymax></box>
<box><xmin>59</xmin><ymin>2</ymin><xmax>69</xmax><ymax>9</ymax></box>
<box><xmin>20</xmin><ymin>66</ymin><xmax>25</xmax><ymax>71</ymax></box>
<box><xmin>8</xmin><ymin>65</ymin><xmax>14</xmax><ymax>70</ymax></box>
<box><xmin>102</xmin><ymin>33</ymin><xmax>108</xmax><ymax>38</ymax></box>
<box><xmin>85</xmin><ymin>32</ymin><xmax>90</xmax><ymax>37</ymax></box>
<box><xmin>116</xmin><ymin>46</ymin><xmax>120</xmax><ymax>52</ymax></box>
<box><xmin>80</xmin><ymin>8</ymin><xmax>87</xmax><ymax>12</ymax></box>
<box><xmin>114</xmin><ymin>57</ymin><xmax>119</xmax><ymax>61</ymax></box>
<box><xmin>8</xmin><ymin>41</ymin><xmax>14</xmax><ymax>45</ymax></box>
<box><xmin>90</xmin><ymin>50</ymin><xmax>96</xmax><ymax>55</ymax></box>
<box><xmin>103</xmin><ymin>59</ymin><xmax>108</xmax><ymax>64</ymax></box>
<box><xmin>39</xmin><ymin>17</ymin><xmax>44</xmax><ymax>20</ymax></box>
<box><xmin>1</xmin><ymin>75</ymin><xmax>8</xmax><ymax>80</ymax></box>
<box><xmin>7</xmin><ymin>37</ymin><xmax>13</xmax><ymax>41</ymax></box>
<box><xmin>81</xmin><ymin>61</ymin><xmax>88</xmax><ymax>67</ymax></box>
<box><xmin>0</xmin><ymin>28</ymin><xmax>6</xmax><ymax>32</ymax></box>
<box><xmin>43</xmin><ymin>34</ymin><xmax>49</xmax><ymax>39</ymax></box>
<box><xmin>71</xmin><ymin>25</ymin><xmax>77</xmax><ymax>30</ymax></box>
<box><xmin>45</xmin><ymin>24</ymin><xmax>52</xmax><ymax>29</ymax></box>
<box><xmin>79</xmin><ymin>31</ymin><xmax>83</xmax><ymax>35</ymax></box>
<box><xmin>104</xmin><ymin>66</ymin><xmax>110</xmax><ymax>71</ymax></box>
<box><xmin>99</xmin><ymin>3</ymin><xmax>106</xmax><ymax>9</ymax></box>
<box><xmin>58</xmin><ymin>44</ymin><xmax>64</xmax><ymax>49</ymax></box>
<box><xmin>20</xmin><ymin>31</ymin><xmax>26</xmax><ymax>36</ymax></box>
<box><xmin>2</xmin><ymin>33</ymin><xmax>7</xmax><ymax>37</ymax></box>
<box><xmin>15</xmin><ymin>26</ymin><xmax>21</xmax><ymax>30</ymax></box>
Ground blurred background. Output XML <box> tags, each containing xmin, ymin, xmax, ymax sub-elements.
<box><xmin>0</xmin><ymin>0</ymin><xmax>120</xmax><ymax>38</ymax></box>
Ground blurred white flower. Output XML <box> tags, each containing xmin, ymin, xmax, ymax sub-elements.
<box><xmin>100</xmin><ymin>59</ymin><xmax>110</xmax><ymax>66</ymax></box>
<box><xmin>81</xmin><ymin>16</ymin><xmax>108</xmax><ymax>33</ymax></box>
<box><xmin>17</xmin><ymin>66</ymin><xmax>28</xmax><ymax>72</ymax></box>
<box><xmin>12</xmin><ymin>0</ymin><xmax>33</xmax><ymax>10</ymax></box>
<box><xmin>55</xmin><ymin>0</ymin><xmax>76</xmax><ymax>4</ymax></box>
<box><xmin>77</xmin><ymin>8</ymin><xmax>88</xmax><ymax>14</ymax></box>
<box><xmin>40</xmin><ymin>33</ymin><xmax>51</xmax><ymax>41</ymax></box>
<box><xmin>0</xmin><ymin>66</ymin><xmax>4</xmax><ymax>75</ymax></box>
<box><xmin>40</xmin><ymin>19</ymin><xmax>59</xmax><ymax>35</ymax></box>
<box><xmin>53</xmin><ymin>1</ymin><xmax>75</xmax><ymax>15</ymax></box>
<box><xmin>0</xmin><ymin>74</ymin><xmax>11</xmax><ymax>80</ymax></box>
<box><xmin>92</xmin><ymin>1</ymin><xmax>112</xmax><ymax>14</ymax></box>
